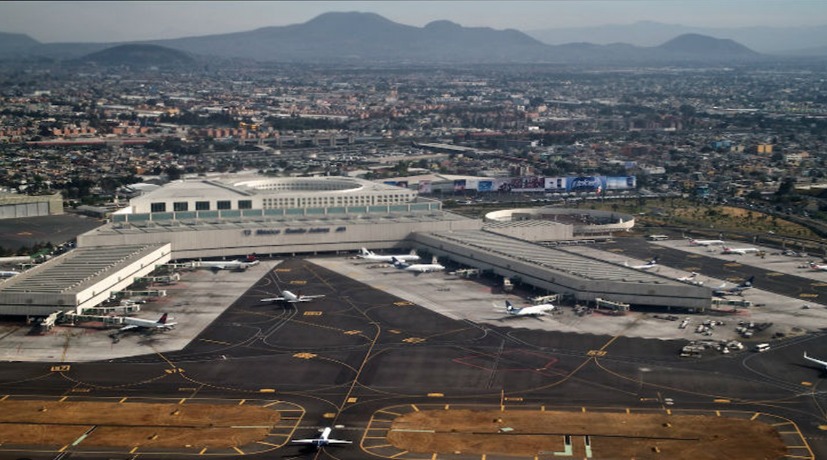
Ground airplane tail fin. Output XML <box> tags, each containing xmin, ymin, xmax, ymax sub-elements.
<box><xmin>505</xmin><ymin>300</ymin><xmax>515</xmax><ymax>312</ymax></box>
<box><xmin>158</xmin><ymin>313</ymin><xmax>168</xmax><ymax>324</ymax></box>
<box><xmin>742</xmin><ymin>275</ymin><xmax>755</xmax><ymax>287</ymax></box>
<box><xmin>360</xmin><ymin>247</ymin><xmax>371</xmax><ymax>256</ymax></box>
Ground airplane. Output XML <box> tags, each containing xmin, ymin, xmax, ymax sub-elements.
<box><xmin>722</xmin><ymin>246</ymin><xmax>760</xmax><ymax>255</ymax></box>
<box><xmin>0</xmin><ymin>270</ymin><xmax>19</xmax><ymax>278</ymax></box>
<box><xmin>196</xmin><ymin>259</ymin><xmax>260</xmax><ymax>272</ymax></box>
<box><xmin>291</xmin><ymin>427</ymin><xmax>352</xmax><ymax>449</ymax></box>
<box><xmin>358</xmin><ymin>247</ymin><xmax>420</xmax><ymax>263</ymax></box>
<box><xmin>804</xmin><ymin>352</ymin><xmax>827</xmax><ymax>371</ymax></box>
<box><xmin>503</xmin><ymin>300</ymin><xmax>556</xmax><ymax>317</ymax></box>
<box><xmin>713</xmin><ymin>276</ymin><xmax>755</xmax><ymax>297</ymax></box>
<box><xmin>809</xmin><ymin>262</ymin><xmax>827</xmax><ymax>272</ymax></box>
<box><xmin>676</xmin><ymin>272</ymin><xmax>703</xmax><ymax>285</ymax></box>
<box><xmin>688</xmin><ymin>238</ymin><xmax>725</xmax><ymax>246</ymax></box>
<box><xmin>391</xmin><ymin>257</ymin><xmax>445</xmax><ymax>273</ymax></box>
<box><xmin>118</xmin><ymin>313</ymin><xmax>177</xmax><ymax>334</ymax></box>
<box><xmin>261</xmin><ymin>290</ymin><xmax>325</xmax><ymax>303</ymax></box>
<box><xmin>624</xmin><ymin>257</ymin><xmax>659</xmax><ymax>270</ymax></box>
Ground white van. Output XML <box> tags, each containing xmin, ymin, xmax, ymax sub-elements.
<box><xmin>754</xmin><ymin>343</ymin><xmax>771</xmax><ymax>352</ymax></box>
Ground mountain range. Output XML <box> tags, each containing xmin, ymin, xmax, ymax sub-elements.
<box><xmin>0</xmin><ymin>12</ymin><xmax>807</xmax><ymax>66</ymax></box>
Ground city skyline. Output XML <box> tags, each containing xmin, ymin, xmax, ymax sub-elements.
<box><xmin>1</xmin><ymin>0</ymin><xmax>825</xmax><ymax>43</ymax></box>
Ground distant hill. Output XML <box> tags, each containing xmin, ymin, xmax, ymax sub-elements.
<box><xmin>656</xmin><ymin>34</ymin><xmax>758</xmax><ymax>56</ymax></box>
<box><xmin>526</xmin><ymin>20</ymin><xmax>827</xmax><ymax>56</ymax></box>
<box><xmin>77</xmin><ymin>44</ymin><xmax>195</xmax><ymax>67</ymax></box>
<box><xmin>146</xmin><ymin>11</ymin><xmax>552</xmax><ymax>63</ymax></box>
<box><xmin>0</xmin><ymin>12</ymin><xmax>772</xmax><ymax>65</ymax></box>
<box><xmin>0</xmin><ymin>32</ymin><xmax>40</xmax><ymax>57</ymax></box>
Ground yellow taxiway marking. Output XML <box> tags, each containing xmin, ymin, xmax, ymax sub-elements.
<box><xmin>378</xmin><ymin>409</ymin><xmax>401</xmax><ymax>416</ymax></box>
<box><xmin>59</xmin><ymin>396</ymin><xmax>68</xmax><ymax>402</ymax></box>
<box><xmin>390</xmin><ymin>451</ymin><xmax>408</xmax><ymax>458</ymax></box>
<box><xmin>259</xmin><ymin>389</ymin><xmax>276</xmax><ymax>393</ymax></box>
<box><xmin>178</xmin><ymin>398</ymin><xmax>187</xmax><ymax>405</ymax></box>
<box><xmin>232</xmin><ymin>446</ymin><xmax>244</xmax><ymax>455</ymax></box>
<box><xmin>427</xmin><ymin>393</ymin><xmax>444</xmax><ymax>398</ymax></box>
<box><xmin>59</xmin><ymin>445</ymin><xmax>69</xmax><ymax>452</ymax></box>
<box><xmin>51</xmin><ymin>365</ymin><xmax>70</xmax><ymax>372</ymax></box>
<box><xmin>0</xmin><ymin>395</ymin><xmax>8</xmax><ymax>401</ymax></box>
<box><xmin>198</xmin><ymin>447</ymin><xmax>207</xmax><ymax>455</ymax></box>
<box><xmin>581</xmin><ymin>407</ymin><xmax>587</xmax><ymax>413</ymax></box>
<box><xmin>751</xmin><ymin>413</ymin><xmax>760</xmax><ymax>421</ymax></box>
<box><xmin>773</xmin><ymin>421</ymin><xmax>793</xmax><ymax>426</ymax></box>
<box><xmin>256</xmin><ymin>441</ymin><xmax>279</xmax><ymax>447</ymax></box>
<box><xmin>274</xmin><ymin>268</ymin><xmax>291</xmax><ymax>272</ymax></box>
<box><xmin>347</xmin><ymin>397</ymin><xmax>358</xmax><ymax>403</ymax></box>
<box><xmin>626</xmin><ymin>408</ymin><xmax>631</xmax><ymax>414</ymax></box>
<box><xmin>303</xmin><ymin>311</ymin><xmax>322</xmax><ymax>316</ymax></box>
<box><xmin>802</xmin><ymin>381</ymin><xmax>813</xmax><ymax>386</ymax></box>
<box><xmin>372</xmin><ymin>443</ymin><xmax>393</xmax><ymax>448</ymax></box>
<box><xmin>666</xmin><ymin>409</ymin><xmax>672</xmax><ymax>415</ymax></box>
<box><xmin>716</xmin><ymin>410</ymin><xmax>721</xmax><ymax>417</ymax></box>
<box><xmin>818</xmin><ymin>425</ymin><xmax>827</xmax><ymax>431</ymax></box>
<box><xmin>713</xmin><ymin>399</ymin><xmax>731</xmax><ymax>403</ymax></box>
<box><xmin>129</xmin><ymin>446</ymin><xmax>138</xmax><ymax>454</ymax></box>
<box><xmin>800</xmin><ymin>293</ymin><xmax>819</xmax><ymax>298</ymax></box>
<box><xmin>587</xmin><ymin>350</ymin><xmax>607</xmax><ymax>357</ymax></box>
<box><xmin>444</xmin><ymin>404</ymin><xmax>450</xmax><ymax>410</ymax></box>
<box><xmin>411</xmin><ymin>404</ymin><xmax>419</xmax><ymax>412</ymax></box>
<box><xmin>119</xmin><ymin>397</ymin><xmax>127</xmax><ymax>404</ymax></box>
<box><xmin>290</xmin><ymin>280</ymin><xmax>307</xmax><ymax>285</ymax></box>
<box><xmin>238</xmin><ymin>399</ymin><xmax>246</xmax><ymax>405</ymax></box>
<box><xmin>323</xmin><ymin>412</ymin><xmax>336</xmax><ymax>419</ymax></box>
<box><xmin>432</xmin><ymin>454</ymin><xmax>438</xmax><ymax>460</ymax></box>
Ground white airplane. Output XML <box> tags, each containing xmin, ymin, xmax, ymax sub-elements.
<box><xmin>676</xmin><ymin>272</ymin><xmax>703</xmax><ymax>285</ymax></box>
<box><xmin>688</xmin><ymin>238</ymin><xmax>725</xmax><ymax>247</ymax></box>
<box><xmin>804</xmin><ymin>352</ymin><xmax>827</xmax><ymax>371</ymax></box>
<box><xmin>624</xmin><ymin>257</ymin><xmax>659</xmax><ymax>270</ymax></box>
<box><xmin>291</xmin><ymin>427</ymin><xmax>352</xmax><ymax>449</ymax></box>
<box><xmin>195</xmin><ymin>259</ymin><xmax>260</xmax><ymax>272</ymax></box>
<box><xmin>722</xmin><ymin>246</ymin><xmax>759</xmax><ymax>255</ymax></box>
<box><xmin>261</xmin><ymin>290</ymin><xmax>325</xmax><ymax>303</ymax></box>
<box><xmin>358</xmin><ymin>247</ymin><xmax>420</xmax><ymax>263</ymax></box>
<box><xmin>503</xmin><ymin>300</ymin><xmax>556</xmax><ymax>317</ymax></box>
<box><xmin>0</xmin><ymin>270</ymin><xmax>19</xmax><ymax>278</ymax></box>
<box><xmin>118</xmin><ymin>313</ymin><xmax>177</xmax><ymax>333</ymax></box>
<box><xmin>809</xmin><ymin>262</ymin><xmax>827</xmax><ymax>272</ymax></box>
<box><xmin>713</xmin><ymin>276</ymin><xmax>755</xmax><ymax>297</ymax></box>
<box><xmin>391</xmin><ymin>257</ymin><xmax>445</xmax><ymax>273</ymax></box>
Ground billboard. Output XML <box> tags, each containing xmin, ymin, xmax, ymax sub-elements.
<box><xmin>453</xmin><ymin>179</ymin><xmax>466</xmax><ymax>192</ymax></box>
<box><xmin>544</xmin><ymin>177</ymin><xmax>567</xmax><ymax>192</ymax></box>
<box><xmin>606</xmin><ymin>176</ymin><xmax>636</xmax><ymax>190</ymax></box>
<box><xmin>477</xmin><ymin>180</ymin><xmax>494</xmax><ymax>192</ymax></box>
<box><xmin>418</xmin><ymin>180</ymin><xmax>432</xmax><ymax>194</ymax></box>
<box><xmin>502</xmin><ymin>176</ymin><xmax>545</xmax><ymax>192</ymax></box>
<box><xmin>567</xmin><ymin>176</ymin><xmax>605</xmax><ymax>193</ymax></box>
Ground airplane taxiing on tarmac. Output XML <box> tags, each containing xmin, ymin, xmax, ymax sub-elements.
<box><xmin>504</xmin><ymin>300</ymin><xmax>556</xmax><ymax>317</ymax></box>
<box><xmin>713</xmin><ymin>276</ymin><xmax>755</xmax><ymax>297</ymax></box>
<box><xmin>291</xmin><ymin>427</ymin><xmax>352</xmax><ymax>449</ymax></box>
<box><xmin>118</xmin><ymin>313</ymin><xmax>177</xmax><ymax>333</ymax></box>
<box><xmin>261</xmin><ymin>290</ymin><xmax>325</xmax><ymax>303</ymax></box>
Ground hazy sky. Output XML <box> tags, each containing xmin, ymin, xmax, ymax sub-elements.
<box><xmin>2</xmin><ymin>1</ymin><xmax>825</xmax><ymax>43</ymax></box>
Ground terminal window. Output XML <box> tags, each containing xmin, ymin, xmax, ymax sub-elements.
<box><xmin>173</xmin><ymin>202</ymin><xmax>189</xmax><ymax>212</ymax></box>
<box><xmin>217</xmin><ymin>200</ymin><xmax>231</xmax><ymax>210</ymax></box>
<box><xmin>238</xmin><ymin>200</ymin><xmax>253</xmax><ymax>209</ymax></box>
<box><xmin>150</xmin><ymin>202</ymin><xmax>166</xmax><ymax>213</ymax></box>
<box><xmin>196</xmin><ymin>201</ymin><xmax>210</xmax><ymax>211</ymax></box>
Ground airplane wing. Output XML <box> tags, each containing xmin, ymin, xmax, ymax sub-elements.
<box><xmin>804</xmin><ymin>352</ymin><xmax>827</xmax><ymax>369</ymax></box>
<box><xmin>324</xmin><ymin>439</ymin><xmax>352</xmax><ymax>445</ymax></box>
<box><xmin>301</xmin><ymin>294</ymin><xmax>326</xmax><ymax>300</ymax></box>
<box><xmin>261</xmin><ymin>297</ymin><xmax>286</xmax><ymax>302</ymax></box>
<box><xmin>119</xmin><ymin>324</ymin><xmax>139</xmax><ymax>332</ymax></box>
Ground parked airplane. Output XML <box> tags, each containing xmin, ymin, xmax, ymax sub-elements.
<box><xmin>118</xmin><ymin>313</ymin><xmax>177</xmax><ymax>333</ymax></box>
<box><xmin>503</xmin><ymin>300</ymin><xmax>556</xmax><ymax>317</ymax></box>
<box><xmin>196</xmin><ymin>258</ymin><xmax>260</xmax><ymax>272</ymax></box>
<box><xmin>358</xmin><ymin>247</ymin><xmax>420</xmax><ymax>263</ymax></box>
<box><xmin>291</xmin><ymin>427</ymin><xmax>352</xmax><ymax>449</ymax></box>
<box><xmin>804</xmin><ymin>352</ymin><xmax>827</xmax><ymax>371</ymax></box>
<box><xmin>624</xmin><ymin>257</ymin><xmax>659</xmax><ymax>270</ymax></box>
<box><xmin>809</xmin><ymin>262</ymin><xmax>827</xmax><ymax>272</ymax></box>
<box><xmin>261</xmin><ymin>290</ymin><xmax>325</xmax><ymax>303</ymax></box>
<box><xmin>722</xmin><ymin>246</ymin><xmax>759</xmax><ymax>255</ymax></box>
<box><xmin>0</xmin><ymin>270</ymin><xmax>19</xmax><ymax>278</ymax></box>
<box><xmin>689</xmin><ymin>238</ymin><xmax>725</xmax><ymax>246</ymax></box>
<box><xmin>713</xmin><ymin>276</ymin><xmax>755</xmax><ymax>297</ymax></box>
<box><xmin>391</xmin><ymin>257</ymin><xmax>445</xmax><ymax>273</ymax></box>
<box><xmin>676</xmin><ymin>272</ymin><xmax>703</xmax><ymax>285</ymax></box>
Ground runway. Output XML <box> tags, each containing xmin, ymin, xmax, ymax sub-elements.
<box><xmin>0</xmin><ymin>257</ymin><xmax>825</xmax><ymax>459</ymax></box>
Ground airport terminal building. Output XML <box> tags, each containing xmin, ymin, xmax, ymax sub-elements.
<box><xmin>0</xmin><ymin>174</ymin><xmax>713</xmax><ymax>317</ymax></box>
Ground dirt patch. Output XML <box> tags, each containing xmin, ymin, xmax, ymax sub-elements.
<box><xmin>387</xmin><ymin>409</ymin><xmax>786</xmax><ymax>459</ymax></box>
<box><xmin>0</xmin><ymin>400</ymin><xmax>280</xmax><ymax>449</ymax></box>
